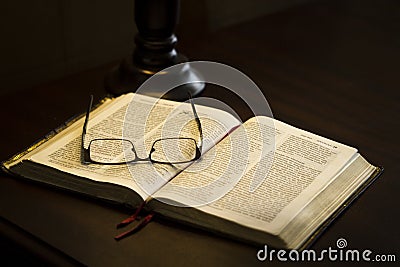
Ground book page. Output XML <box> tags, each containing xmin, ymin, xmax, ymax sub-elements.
<box><xmin>153</xmin><ymin>116</ymin><xmax>358</xmax><ymax>233</ymax></box>
<box><xmin>23</xmin><ymin>93</ymin><xmax>240</xmax><ymax>200</ymax></box>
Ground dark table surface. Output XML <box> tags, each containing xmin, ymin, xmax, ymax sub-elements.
<box><xmin>1</xmin><ymin>0</ymin><xmax>399</xmax><ymax>265</ymax></box>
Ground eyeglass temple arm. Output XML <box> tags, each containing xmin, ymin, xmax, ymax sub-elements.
<box><xmin>81</xmin><ymin>95</ymin><xmax>94</xmax><ymax>163</ymax></box>
<box><xmin>188</xmin><ymin>93</ymin><xmax>203</xmax><ymax>152</ymax></box>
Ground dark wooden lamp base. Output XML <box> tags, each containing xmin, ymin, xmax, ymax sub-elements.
<box><xmin>105</xmin><ymin>0</ymin><xmax>204</xmax><ymax>100</ymax></box>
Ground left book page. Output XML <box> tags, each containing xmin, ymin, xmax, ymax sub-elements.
<box><xmin>4</xmin><ymin>93</ymin><xmax>241</xmax><ymax>200</ymax></box>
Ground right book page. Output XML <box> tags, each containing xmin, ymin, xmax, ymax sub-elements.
<box><xmin>153</xmin><ymin>116</ymin><xmax>374</xmax><ymax>238</ymax></box>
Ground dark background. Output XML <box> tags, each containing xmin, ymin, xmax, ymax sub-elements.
<box><xmin>0</xmin><ymin>0</ymin><xmax>312</xmax><ymax>95</ymax></box>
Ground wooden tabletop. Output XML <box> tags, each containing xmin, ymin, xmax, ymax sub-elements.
<box><xmin>1</xmin><ymin>0</ymin><xmax>399</xmax><ymax>265</ymax></box>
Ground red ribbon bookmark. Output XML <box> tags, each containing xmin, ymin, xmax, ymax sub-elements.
<box><xmin>114</xmin><ymin>213</ymin><xmax>154</xmax><ymax>241</ymax></box>
<box><xmin>116</xmin><ymin>201</ymin><xmax>146</xmax><ymax>229</ymax></box>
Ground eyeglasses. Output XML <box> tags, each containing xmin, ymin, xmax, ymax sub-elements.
<box><xmin>81</xmin><ymin>94</ymin><xmax>203</xmax><ymax>165</ymax></box>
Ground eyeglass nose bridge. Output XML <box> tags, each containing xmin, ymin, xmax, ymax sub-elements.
<box><xmin>127</xmin><ymin>141</ymin><xmax>151</xmax><ymax>162</ymax></box>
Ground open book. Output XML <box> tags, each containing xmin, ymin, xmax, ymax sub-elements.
<box><xmin>2</xmin><ymin>93</ymin><xmax>382</xmax><ymax>249</ymax></box>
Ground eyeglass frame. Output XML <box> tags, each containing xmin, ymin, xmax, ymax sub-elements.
<box><xmin>81</xmin><ymin>94</ymin><xmax>203</xmax><ymax>165</ymax></box>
